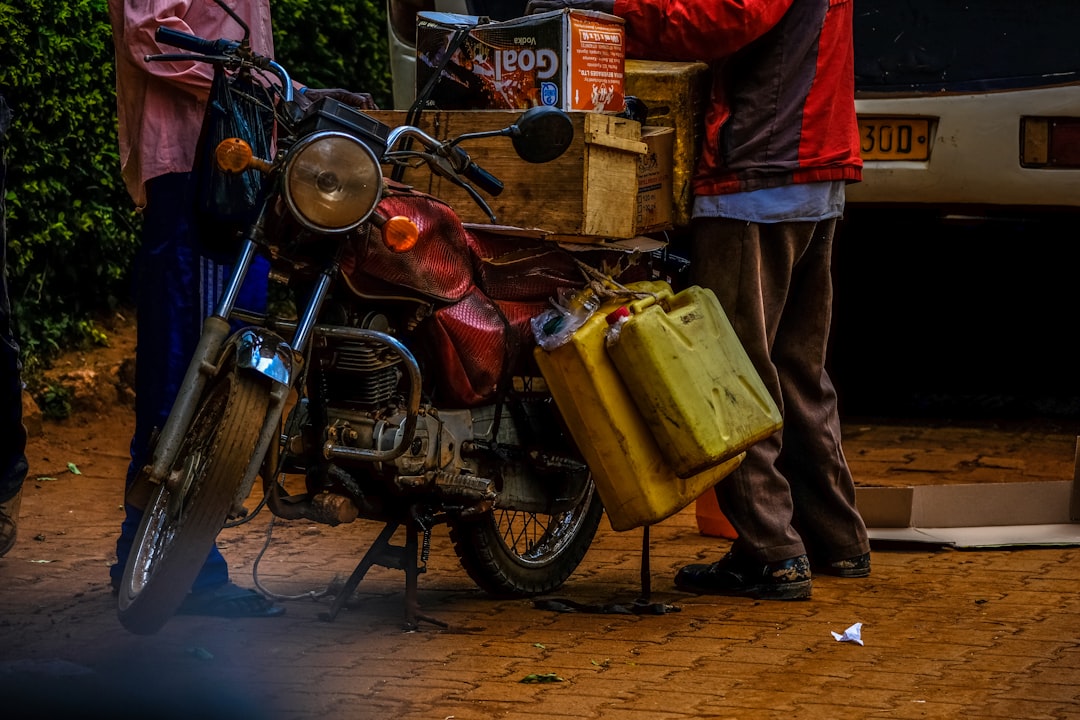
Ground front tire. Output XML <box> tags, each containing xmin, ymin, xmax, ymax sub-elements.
<box><xmin>117</xmin><ymin>372</ymin><xmax>269</xmax><ymax>634</ymax></box>
<box><xmin>449</xmin><ymin>479</ymin><xmax>604</xmax><ymax>597</ymax></box>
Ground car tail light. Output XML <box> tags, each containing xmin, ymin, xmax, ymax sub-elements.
<box><xmin>1021</xmin><ymin>117</ymin><xmax>1080</xmax><ymax>168</ymax></box>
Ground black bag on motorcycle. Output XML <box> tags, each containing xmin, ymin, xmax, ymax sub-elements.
<box><xmin>192</xmin><ymin>65</ymin><xmax>274</xmax><ymax>260</ymax></box>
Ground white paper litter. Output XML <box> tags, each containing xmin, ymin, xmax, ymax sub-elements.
<box><xmin>831</xmin><ymin>622</ymin><xmax>864</xmax><ymax>646</ymax></box>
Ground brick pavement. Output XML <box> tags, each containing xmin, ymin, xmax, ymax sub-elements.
<box><xmin>3</xmin><ymin>419</ymin><xmax>1080</xmax><ymax>719</ymax></box>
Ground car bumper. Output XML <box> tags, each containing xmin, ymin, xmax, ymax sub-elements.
<box><xmin>850</xmin><ymin>83</ymin><xmax>1080</xmax><ymax>209</ymax></box>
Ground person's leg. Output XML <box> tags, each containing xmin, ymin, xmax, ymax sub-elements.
<box><xmin>111</xmin><ymin>172</ymin><xmax>229</xmax><ymax>590</ymax></box>
<box><xmin>0</xmin><ymin>93</ymin><xmax>26</xmax><ymax>557</ymax></box>
<box><xmin>769</xmin><ymin>218</ymin><xmax>869</xmax><ymax>567</ymax></box>
<box><xmin>675</xmin><ymin>218</ymin><xmax>812</xmax><ymax>599</ymax></box>
<box><xmin>690</xmin><ymin>217</ymin><xmax>807</xmax><ymax>562</ymax></box>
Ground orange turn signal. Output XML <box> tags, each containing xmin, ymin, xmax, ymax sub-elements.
<box><xmin>381</xmin><ymin>215</ymin><xmax>419</xmax><ymax>253</ymax></box>
<box><xmin>215</xmin><ymin>138</ymin><xmax>272</xmax><ymax>174</ymax></box>
<box><xmin>215</xmin><ymin>138</ymin><xmax>253</xmax><ymax>173</ymax></box>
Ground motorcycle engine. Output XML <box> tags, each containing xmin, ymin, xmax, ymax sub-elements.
<box><xmin>313</xmin><ymin>311</ymin><xmax>403</xmax><ymax>412</ymax></box>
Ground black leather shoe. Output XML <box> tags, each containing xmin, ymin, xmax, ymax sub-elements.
<box><xmin>674</xmin><ymin>551</ymin><xmax>812</xmax><ymax>600</ymax></box>
<box><xmin>812</xmin><ymin>552</ymin><xmax>871</xmax><ymax>578</ymax></box>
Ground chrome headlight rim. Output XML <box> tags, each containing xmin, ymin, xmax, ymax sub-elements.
<box><xmin>281</xmin><ymin>130</ymin><xmax>383</xmax><ymax>234</ymax></box>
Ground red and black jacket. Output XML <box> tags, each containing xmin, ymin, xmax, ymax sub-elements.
<box><xmin>614</xmin><ymin>0</ymin><xmax>863</xmax><ymax>196</ymax></box>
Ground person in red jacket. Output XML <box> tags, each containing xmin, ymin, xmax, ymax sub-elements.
<box><xmin>527</xmin><ymin>0</ymin><xmax>870</xmax><ymax>599</ymax></box>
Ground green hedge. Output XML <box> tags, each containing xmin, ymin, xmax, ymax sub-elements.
<box><xmin>0</xmin><ymin>0</ymin><xmax>390</xmax><ymax>378</ymax></box>
<box><xmin>272</xmin><ymin>0</ymin><xmax>392</xmax><ymax>106</ymax></box>
<box><xmin>1</xmin><ymin>0</ymin><xmax>133</xmax><ymax>373</ymax></box>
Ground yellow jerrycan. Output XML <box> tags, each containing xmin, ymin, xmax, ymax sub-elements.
<box><xmin>534</xmin><ymin>280</ymin><xmax>744</xmax><ymax>531</ymax></box>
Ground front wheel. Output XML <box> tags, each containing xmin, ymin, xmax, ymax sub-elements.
<box><xmin>448</xmin><ymin>479</ymin><xmax>604</xmax><ymax>597</ymax></box>
<box><xmin>117</xmin><ymin>372</ymin><xmax>269</xmax><ymax>634</ymax></box>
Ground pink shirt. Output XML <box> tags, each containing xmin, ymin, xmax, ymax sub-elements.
<box><xmin>108</xmin><ymin>1</ymin><xmax>275</xmax><ymax>207</ymax></box>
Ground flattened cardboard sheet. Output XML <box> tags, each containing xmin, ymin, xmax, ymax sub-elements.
<box><xmin>853</xmin><ymin>438</ymin><xmax>1080</xmax><ymax>548</ymax></box>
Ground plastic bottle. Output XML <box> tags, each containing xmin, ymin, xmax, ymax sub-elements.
<box><xmin>531</xmin><ymin>287</ymin><xmax>601</xmax><ymax>351</ymax></box>
<box><xmin>604</xmin><ymin>305</ymin><xmax>631</xmax><ymax>348</ymax></box>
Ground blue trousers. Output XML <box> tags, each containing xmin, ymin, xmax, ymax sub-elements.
<box><xmin>111</xmin><ymin>172</ymin><xmax>267</xmax><ymax>591</ymax></box>
<box><xmin>0</xmin><ymin>94</ymin><xmax>27</xmax><ymax>504</ymax></box>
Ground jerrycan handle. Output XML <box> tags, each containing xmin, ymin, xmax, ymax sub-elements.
<box><xmin>625</xmin><ymin>283</ymin><xmax>671</xmax><ymax>317</ymax></box>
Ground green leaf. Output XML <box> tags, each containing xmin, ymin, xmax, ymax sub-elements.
<box><xmin>67</xmin><ymin>462</ymin><xmax>81</xmax><ymax>475</ymax></box>
<box><xmin>519</xmin><ymin>673</ymin><xmax>564</xmax><ymax>684</ymax></box>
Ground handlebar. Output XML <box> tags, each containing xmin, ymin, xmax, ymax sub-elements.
<box><xmin>155</xmin><ymin>27</ymin><xmax>239</xmax><ymax>56</ymax></box>
<box><xmin>385</xmin><ymin>125</ymin><xmax>505</xmax><ymax>206</ymax></box>
<box><xmin>149</xmin><ymin>26</ymin><xmax>295</xmax><ymax>103</ymax></box>
<box><xmin>448</xmin><ymin>146</ymin><xmax>504</xmax><ymax>197</ymax></box>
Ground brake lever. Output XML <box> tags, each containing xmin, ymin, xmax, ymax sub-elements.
<box><xmin>452</xmin><ymin>178</ymin><xmax>497</xmax><ymax>223</ymax></box>
<box><xmin>421</xmin><ymin>152</ymin><xmax>497</xmax><ymax>223</ymax></box>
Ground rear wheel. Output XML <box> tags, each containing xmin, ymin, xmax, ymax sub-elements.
<box><xmin>449</xmin><ymin>478</ymin><xmax>603</xmax><ymax>597</ymax></box>
<box><xmin>117</xmin><ymin>372</ymin><xmax>269</xmax><ymax>634</ymax></box>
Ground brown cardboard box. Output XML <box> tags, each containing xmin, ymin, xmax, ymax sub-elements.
<box><xmin>415</xmin><ymin>9</ymin><xmax>625</xmax><ymax>113</ymax></box>
<box><xmin>625</xmin><ymin>60</ymin><xmax>710</xmax><ymax>227</ymax></box>
<box><xmin>636</xmin><ymin>126</ymin><xmax>674</xmax><ymax>235</ymax></box>
<box><xmin>851</xmin><ymin>439</ymin><xmax>1080</xmax><ymax>547</ymax></box>
<box><xmin>371</xmin><ymin>110</ymin><xmax>671</xmax><ymax>240</ymax></box>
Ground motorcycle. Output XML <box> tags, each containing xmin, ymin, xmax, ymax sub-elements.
<box><xmin>116</xmin><ymin>9</ymin><xmax>655</xmax><ymax>635</ymax></box>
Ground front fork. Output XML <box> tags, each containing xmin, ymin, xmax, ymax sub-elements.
<box><xmin>128</xmin><ymin>237</ymin><xmax>331</xmax><ymax>509</ymax></box>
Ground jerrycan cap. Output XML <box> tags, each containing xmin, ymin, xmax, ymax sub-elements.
<box><xmin>605</xmin><ymin>306</ymin><xmax>631</xmax><ymax>324</ymax></box>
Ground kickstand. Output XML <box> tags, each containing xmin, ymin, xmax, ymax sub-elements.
<box><xmin>638</xmin><ymin>525</ymin><xmax>651</xmax><ymax>604</ymax></box>
<box><xmin>319</xmin><ymin>520</ymin><xmax>447</xmax><ymax>630</ymax></box>
<box><xmin>402</xmin><ymin>521</ymin><xmax>448</xmax><ymax>631</ymax></box>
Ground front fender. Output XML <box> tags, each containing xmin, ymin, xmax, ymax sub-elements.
<box><xmin>227</xmin><ymin>328</ymin><xmax>293</xmax><ymax>386</ymax></box>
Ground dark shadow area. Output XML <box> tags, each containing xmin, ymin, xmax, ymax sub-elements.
<box><xmin>830</xmin><ymin>207</ymin><xmax>1080</xmax><ymax>424</ymax></box>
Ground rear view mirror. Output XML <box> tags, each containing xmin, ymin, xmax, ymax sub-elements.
<box><xmin>510</xmin><ymin>106</ymin><xmax>574</xmax><ymax>164</ymax></box>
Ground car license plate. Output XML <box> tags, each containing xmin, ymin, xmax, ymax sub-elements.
<box><xmin>858</xmin><ymin>117</ymin><xmax>931</xmax><ymax>161</ymax></box>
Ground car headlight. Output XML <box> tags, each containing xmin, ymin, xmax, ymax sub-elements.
<box><xmin>282</xmin><ymin>131</ymin><xmax>382</xmax><ymax>232</ymax></box>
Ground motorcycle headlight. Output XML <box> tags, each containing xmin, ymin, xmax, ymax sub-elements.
<box><xmin>282</xmin><ymin>131</ymin><xmax>382</xmax><ymax>232</ymax></box>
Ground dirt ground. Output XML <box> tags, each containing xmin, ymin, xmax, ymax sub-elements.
<box><xmin>5</xmin><ymin>312</ymin><xmax>1080</xmax><ymax>719</ymax></box>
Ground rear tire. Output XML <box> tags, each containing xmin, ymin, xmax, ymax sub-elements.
<box><xmin>117</xmin><ymin>372</ymin><xmax>269</xmax><ymax>634</ymax></box>
<box><xmin>449</xmin><ymin>480</ymin><xmax>603</xmax><ymax>597</ymax></box>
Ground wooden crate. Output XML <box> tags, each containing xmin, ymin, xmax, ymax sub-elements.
<box><xmin>369</xmin><ymin>110</ymin><xmax>663</xmax><ymax>240</ymax></box>
<box><xmin>625</xmin><ymin>60</ymin><xmax>710</xmax><ymax>227</ymax></box>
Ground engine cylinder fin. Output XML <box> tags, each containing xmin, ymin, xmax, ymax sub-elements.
<box><xmin>331</xmin><ymin>340</ymin><xmax>402</xmax><ymax>373</ymax></box>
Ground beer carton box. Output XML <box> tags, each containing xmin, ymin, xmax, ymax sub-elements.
<box><xmin>415</xmin><ymin>9</ymin><xmax>625</xmax><ymax>112</ymax></box>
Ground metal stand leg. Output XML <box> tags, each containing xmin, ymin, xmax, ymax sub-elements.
<box><xmin>318</xmin><ymin>519</ymin><xmax>447</xmax><ymax>630</ymax></box>
<box><xmin>403</xmin><ymin>523</ymin><xmax>447</xmax><ymax>631</ymax></box>
<box><xmin>320</xmin><ymin>522</ymin><xmax>400</xmax><ymax>622</ymax></box>
<box><xmin>638</xmin><ymin>525</ymin><xmax>651</xmax><ymax>603</ymax></box>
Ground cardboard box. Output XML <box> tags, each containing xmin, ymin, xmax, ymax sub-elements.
<box><xmin>636</xmin><ymin>126</ymin><xmax>674</xmax><ymax>234</ymax></box>
<box><xmin>852</xmin><ymin>438</ymin><xmax>1080</xmax><ymax>547</ymax></box>
<box><xmin>370</xmin><ymin>110</ymin><xmax>672</xmax><ymax>239</ymax></box>
<box><xmin>625</xmin><ymin>60</ymin><xmax>710</xmax><ymax>227</ymax></box>
<box><xmin>415</xmin><ymin>9</ymin><xmax>625</xmax><ymax>113</ymax></box>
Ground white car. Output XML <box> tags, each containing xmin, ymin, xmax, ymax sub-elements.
<box><xmin>849</xmin><ymin>1</ymin><xmax>1080</xmax><ymax>213</ymax></box>
<box><xmin>387</xmin><ymin>0</ymin><xmax>1080</xmax><ymax>213</ymax></box>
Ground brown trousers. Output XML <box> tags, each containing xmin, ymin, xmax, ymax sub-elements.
<box><xmin>691</xmin><ymin>217</ymin><xmax>869</xmax><ymax>564</ymax></box>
